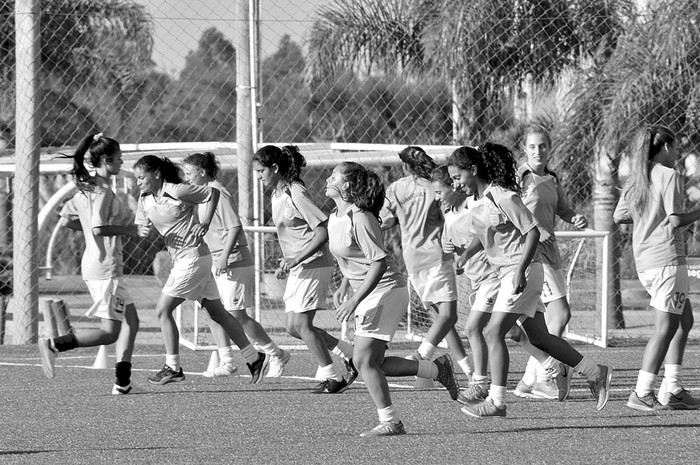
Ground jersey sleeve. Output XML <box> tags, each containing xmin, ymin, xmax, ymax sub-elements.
<box><xmin>379</xmin><ymin>183</ymin><xmax>398</xmax><ymax>224</ymax></box>
<box><xmin>664</xmin><ymin>170</ymin><xmax>685</xmax><ymax>216</ymax></box>
<box><xmin>168</xmin><ymin>183</ymin><xmax>213</xmax><ymax>205</ymax></box>
<box><xmin>555</xmin><ymin>182</ymin><xmax>576</xmax><ymax>220</ymax></box>
<box><xmin>498</xmin><ymin>192</ymin><xmax>538</xmax><ymax>235</ymax></box>
<box><xmin>90</xmin><ymin>188</ymin><xmax>113</xmax><ymax>229</ymax></box>
<box><xmin>352</xmin><ymin>211</ymin><xmax>388</xmax><ymax>262</ymax></box>
<box><xmin>59</xmin><ymin>196</ymin><xmax>79</xmax><ymax>221</ymax></box>
<box><xmin>217</xmin><ymin>189</ymin><xmax>241</xmax><ymax>231</ymax></box>
<box><xmin>135</xmin><ymin>196</ymin><xmax>149</xmax><ymax>226</ymax></box>
<box><xmin>613</xmin><ymin>194</ymin><xmax>631</xmax><ymax>223</ymax></box>
<box><xmin>289</xmin><ymin>183</ymin><xmax>327</xmax><ymax>230</ymax></box>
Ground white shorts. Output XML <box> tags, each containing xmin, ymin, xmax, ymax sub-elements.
<box><xmin>638</xmin><ymin>265</ymin><xmax>689</xmax><ymax>315</ymax></box>
<box><xmin>493</xmin><ymin>262</ymin><xmax>545</xmax><ymax>318</ymax></box>
<box><xmin>541</xmin><ymin>264</ymin><xmax>567</xmax><ymax>303</ymax></box>
<box><xmin>85</xmin><ymin>278</ymin><xmax>133</xmax><ymax>321</ymax></box>
<box><xmin>470</xmin><ymin>276</ymin><xmax>500</xmax><ymax>314</ymax></box>
<box><xmin>408</xmin><ymin>260</ymin><xmax>458</xmax><ymax>304</ymax></box>
<box><xmin>354</xmin><ymin>282</ymin><xmax>409</xmax><ymax>342</ymax></box>
<box><xmin>214</xmin><ymin>265</ymin><xmax>254</xmax><ymax>311</ymax></box>
<box><xmin>163</xmin><ymin>254</ymin><xmax>220</xmax><ymax>302</ymax></box>
<box><xmin>284</xmin><ymin>266</ymin><xmax>332</xmax><ymax>313</ymax></box>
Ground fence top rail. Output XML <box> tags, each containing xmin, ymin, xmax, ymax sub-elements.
<box><xmin>554</xmin><ymin>230</ymin><xmax>610</xmax><ymax>238</ymax></box>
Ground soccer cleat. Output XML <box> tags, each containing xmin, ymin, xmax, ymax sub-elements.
<box><xmin>457</xmin><ymin>383</ymin><xmax>489</xmax><ymax>405</ymax></box>
<box><xmin>247</xmin><ymin>352</ymin><xmax>269</xmax><ymax>384</ymax></box>
<box><xmin>588</xmin><ymin>364</ymin><xmax>613</xmax><ymax>411</ymax></box>
<box><xmin>148</xmin><ymin>365</ymin><xmax>185</xmax><ymax>385</ymax></box>
<box><xmin>554</xmin><ymin>364</ymin><xmax>572</xmax><ymax>401</ymax></box>
<box><xmin>112</xmin><ymin>383</ymin><xmax>133</xmax><ymax>395</ymax></box>
<box><xmin>312</xmin><ymin>378</ymin><xmax>349</xmax><ymax>394</ymax></box>
<box><xmin>461</xmin><ymin>398</ymin><xmax>506</xmax><ymax>418</ymax></box>
<box><xmin>531</xmin><ymin>378</ymin><xmax>559</xmax><ymax>400</ymax></box>
<box><xmin>344</xmin><ymin>358</ymin><xmax>359</xmax><ymax>386</ymax></box>
<box><xmin>627</xmin><ymin>391</ymin><xmax>670</xmax><ymax>412</ymax></box>
<box><xmin>433</xmin><ymin>354</ymin><xmax>460</xmax><ymax>400</ymax></box>
<box><xmin>203</xmin><ymin>363</ymin><xmax>238</xmax><ymax>378</ymax></box>
<box><xmin>666</xmin><ymin>389</ymin><xmax>700</xmax><ymax>410</ymax></box>
<box><xmin>38</xmin><ymin>338</ymin><xmax>56</xmax><ymax>379</ymax></box>
<box><xmin>514</xmin><ymin>380</ymin><xmax>539</xmax><ymax>399</ymax></box>
<box><xmin>359</xmin><ymin>420</ymin><xmax>406</xmax><ymax>438</ymax></box>
<box><xmin>266</xmin><ymin>350</ymin><xmax>291</xmax><ymax>378</ymax></box>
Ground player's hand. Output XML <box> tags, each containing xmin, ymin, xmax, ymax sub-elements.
<box><xmin>335</xmin><ymin>299</ymin><xmax>357</xmax><ymax>323</ymax></box>
<box><xmin>572</xmin><ymin>214</ymin><xmax>588</xmax><ymax>229</ymax></box>
<box><xmin>137</xmin><ymin>222</ymin><xmax>152</xmax><ymax>237</ymax></box>
<box><xmin>539</xmin><ymin>227</ymin><xmax>554</xmax><ymax>245</ymax></box>
<box><xmin>191</xmin><ymin>222</ymin><xmax>209</xmax><ymax>238</ymax></box>
<box><xmin>512</xmin><ymin>271</ymin><xmax>527</xmax><ymax>295</ymax></box>
<box><xmin>333</xmin><ymin>281</ymin><xmax>352</xmax><ymax>307</ymax></box>
<box><xmin>214</xmin><ymin>256</ymin><xmax>228</xmax><ymax>276</ymax></box>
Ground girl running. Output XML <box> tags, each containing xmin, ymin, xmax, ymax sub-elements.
<box><xmin>381</xmin><ymin>147</ymin><xmax>472</xmax><ymax>377</ymax></box>
<box><xmin>614</xmin><ymin>125</ymin><xmax>700</xmax><ymax>411</ymax></box>
<box><xmin>38</xmin><ymin>133</ymin><xmax>140</xmax><ymax>395</ymax></box>
<box><xmin>133</xmin><ymin>155</ymin><xmax>268</xmax><ymax>385</ymax></box>
<box><xmin>515</xmin><ymin>124</ymin><xmax>589</xmax><ymax>400</ymax></box>
<box><xmin>448</xmin><ymin>143</ymin><xmax>612</xmax><ymax>418</ymax></box>
<box><xmin>182</xmin><ymin>152</ymin><xmax>290</xmax><ymax>378</ymax></box>
<box><xmin>326</xmin><ymin>161</ymin><xmax>458</xmax><ymax>437</ymax></box>
<box><xmin>253</xmin><ymin>145</ymin><xmax>355</xmax><ymax>393</ymax></box>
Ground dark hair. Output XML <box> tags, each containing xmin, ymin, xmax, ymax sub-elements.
<box><xmin>431</xmin><ymin>165</ymin><xmax>453</xmax><ymax>186</ymax></box>
<box><xmin>338</xmin><ymin>161</ymin><xmax>385</xmax><ymax>219</ymax></box>
<box><xmin>133</xmin><ymin>155</ymin><xmax>182</xmax><ymax>184</ymax></box>
<box><xmin>448</xmin><ymin>143</ymin><xmax>519</xmax><ymax>193</ymax></box>
<box><xmin>61</xmin><ymin>133</ymin><xmax>120</xmax><ymax>192</ymax></box>
<box><xmin>623</xmin><ymin>125</ymin><xmax>676</xmax><ymax>218</ymax></box>
<box><xmin>252</xmin><ymin>145</ymin><xmax>306</xmax><ymax>187</ymax></box>
<box><xmin>182</xmin><ymin>151</ymin><xmax>220</xmax><ymax>180</ymax></box>
<box><xmin>398</xmin><ymin>146</ymin><xmax>437</xmax><ymax>180</ymax></box>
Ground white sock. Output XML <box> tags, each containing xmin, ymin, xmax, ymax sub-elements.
<box><xmin>663</xmin><ymin>364</ymin><xmax>682</xmax><ymax>395</ymax></box>
<box><xmin>377</xmin><ymin>405</ymin><xmax>398</xmax><ymax>423</ymax></box>
<box><xmin>457</xmin><ymin>356</ymin><xmax>472</xmax><ymax>376</ymax></box>
<box><xmin>540</xmin><ymin>356</ymin><xmax>561</xmax><ymax>379</ymax></box>
<box><xmin>165</xmin><ymin>354</ymin><xmax>180</xmax><ymax>371</ymax></box>
<box><xmin>318</xmin><ymin>363</ymin><xmax>342</xmax><ymax>381</ymax></box>
<box><xmin>472</xmin><ymin>374</ymin><xmax>488</xmax><ymax>386</ymax></box>
<box><xmin>218</xmin><ymin>346</ymin><xmax>235</xmax><ymax>365</ymax></box>
<box><xmin>417</xmin><ymin>341</ymin><xmax>437</xmax><ymax>360</ymax></box>
<box><xmin>522</xmin><ymin>356</ymin><xmax>538</xmax><ymax>385</ymax></box>
<box><xmin>635</xmin><ymin>370</ymin><xmax>656</xmax><ymax>398</ymax></box>
<box><xmin>488</xmin><ymin>384</ymin><xmax>507</xmax><ymax>407</ymax></box>
<box><xmin>259</xmin><ymin>341</ymin><xmax>283</xmax><ymax>358</ymax></box>
<box><xmin>416</xmin><ymin>360</ymin><xmax>434</xmax><ymax>379</ymax></box>
<box><xmin>573</xmin><ymin>357</ymin><xmax>598</xmax><ymax>382</ymax></box>
<box><xmin>240</xmin><ymin>344</ymin><xmax>259</xmax><ymax>364</ymax></box>
<box><xmin>332</xmin><ymin>340</ymin><xmax>354</xmax><ymax>360</ymax></box>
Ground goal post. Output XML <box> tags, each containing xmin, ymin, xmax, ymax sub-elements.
<box><xmin>404</xmin><ymin>229</ymin><xmax>611</xmax><ymax>349</ymax></box>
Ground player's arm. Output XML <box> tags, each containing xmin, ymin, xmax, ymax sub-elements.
<box><xmin>59</xmin><ymin>217</ymin><xmax>82</xmax><ymax>231</ymax></box>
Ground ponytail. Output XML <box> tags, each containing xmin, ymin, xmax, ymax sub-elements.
<box><xmin>133</xmin><ymin>155</ymin><xmax>182</xmax><ymax>184</ymax></box>
<box><xmin>398</xmin><ymin>146</ymin><xmax>437</xmax><ymax>180</ymax></box>
<box><xmin>60</xmin><ymin>132</ymin><xmax>121</xmax><ymax>192</ymax></box>
<box><xmin>253</xmin><ymin>145</ymin><xmax>306</xmax><ymax>187</ymax></box>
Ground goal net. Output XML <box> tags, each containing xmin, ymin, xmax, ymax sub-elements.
<box><xmin>404</xmin><ymin>230</ymin><xmax>611</xmax><ymax>348</ymax></box>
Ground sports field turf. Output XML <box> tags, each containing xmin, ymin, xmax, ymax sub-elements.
<box><xmin>1</xmin><ymin>339</ymin><xmax>699</xmax><ymax>464</ymax></box>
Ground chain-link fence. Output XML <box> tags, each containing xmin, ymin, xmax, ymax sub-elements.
<box><xmin>3</xmin><ymin>0</ymin><xmax>700</xmax><ymax>347</ymax></box>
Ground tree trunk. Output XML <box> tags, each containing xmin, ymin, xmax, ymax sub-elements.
<box><xmin>594</xmin><ymin>140</ymin><xmax>625</xmax><ymax>330</ymax></box>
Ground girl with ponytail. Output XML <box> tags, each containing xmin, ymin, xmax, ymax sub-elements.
<box><xmin>253</xmin><ymin>145</ymin><xmax>355</xmax><ymax>393</ymax></box>
<box><xmin>615</xmin><ymin>125</ymin><xmax>700</xmax><ymax>411</ymax></box>
<box><xmin>38</xmin><ymin>133</ymin><xmax>140</xmax><ymax>395</ymax></box>
<box><xmin>448</xmin><ymin>143</ymin><xmax>612</xmax><ymax>418</ymax></box>
<box><xmin>325</xmin><ymin>161</ymin><xmax>458</xmax><ymax>437</ymax></box>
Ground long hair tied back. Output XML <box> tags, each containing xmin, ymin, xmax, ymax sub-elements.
<box><xmin>623</xmin><ymin>125</ymin><xmax>676</xmax><ymax>218</ymax></box>
<box><xmin>253</xmin><ymin>145</ymin><xmax>307</xmax><ymax>187</ymax></box>
<box><xmin>339</xmin><ymin>162</ymin><xmax>385</xmax><ymax>219</ymax></box>
<box><xmin>399</xmin><ymin>146</ymin><xmax>437</xmax><ymax>180</ymax></box>
<box><xmin>62</xmin><ymin>132</ymin><xmax>120</xmax><ymax>192</ymax></box>
<box><xmin>447</xmin><ymin>143</ymin><xmax>519</xmax><ymax>193</ymax></box>
<box><xmin>133</xmin><ymin>155</ymin><xmax>183</xmax><ymax>184</ymax></box>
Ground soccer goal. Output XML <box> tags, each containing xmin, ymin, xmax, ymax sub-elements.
<box><xmin>404</xmin><ymin>230</ymin><xmax>611</xmax><ymax>349</ymax></box>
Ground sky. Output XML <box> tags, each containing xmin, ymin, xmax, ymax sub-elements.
<box><xmin>138</xmin><ymin>0</ymin><xmax>325</xmax><ymax>76</ymax></box>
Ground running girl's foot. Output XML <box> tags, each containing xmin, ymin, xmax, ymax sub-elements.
<box><xmin>38</xmin><ymin>338</ymin><xmax>57</xmax><ymax>379</ymax></box>
<box><xmin>627</xmin><ymin>391</ymin><xmax>669</xmax><ymax>412</ymax></box>
<box><xmin>457</xmin><ymin>383</ymin><xmax>489</xmax><ymax>405</ymax></box>
<box><xmin>312</xmin><ymin>378</ymin><xmax>349</xmax><ymax>394</ymax></box>
<box><xmin>247</xmin><ymin>352</ymin><xmax>270</xmax><ymax>384</ymax></box>
<box><xmin>112</xmin><ymin>383</ymin><xmax>133</xmax><ymax>395</ymax></box>
<box><xmin>588</xmin><ymin>364</ymin><xmax>613</xmax><ymax>411</ymax></box>
<box><xmin>359</xmin><ymin>420</ymin><xmax>406</xmax><ymax>438</ymax></box>
<box><xmin>266</xmin><ymin>350</ymin><xmax>291</xmax><ymax>378</ymax></box>
<box><xmin>461</xmin><ymin>398</ymin><xmax>506</xmax><ymax>418</ymax></box>
<box><xmin>344</xmin><ymin>358</ymin><xmax>359</xmax><ymax>385</ymax></box>
<box><xmin>433</xmin><ymin>354</ymin><xmax>459</xmax><ymax>400</ymax></box>
<box><xmin>203</xmin><ymin>363</ymin><xmax>238</xmax><ymax>378</ymax></box>
<box><xmin>148</xmin><ymin>365</ymin><xmax>185</xmax><ymax>385</ymax></box>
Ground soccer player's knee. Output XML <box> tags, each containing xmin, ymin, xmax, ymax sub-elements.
<box><xmin>285</xmin><ymin>324</ymin><xmax>301</xmax><ymax>339</ymax></box>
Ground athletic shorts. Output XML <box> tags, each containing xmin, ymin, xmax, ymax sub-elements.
<box><xmin>541</xmin><ymin>264</ymin><xmax>567</xmax><ymax>303</ymax></box>
<box><xmin>493</xmin><ymin>262</ymin><xmax>545</xmax><ymax>318</ymax></box>
<box><xmin>214</xmin><ymin>265</ymin><xmax>254</xmax><ymax>311</ymax></box>
<box><xmin>469</xmin><ymin>276</ymin><xmax>500</xmax><ymax>314</ymax></box>
<box><xmin>408</xmin><ymin>260</ymin><xmax>458</xmax><ymax>304</ymax></box>
<box><xmin>354</xmin><ymin>282</ymin><xmax>409</xmax><ymax>342</ymax></box>
<box><xmin>638</xmin><ymin>265</ymin><xmax>689</xmax><ymax>315</ymax></box>
<box><xmin>284</xmin><ymin>266</ymin><xmax>332</xmax><ymax>313</ymax></box>
<box><xmin>85</xmin><ymin>278</ymin><xmax>133</xmax><ymax>321</ymax></box>
<box><xmin>163</xmin><ymin>253</ymin><xmax>220</xmax><ymax>302</ymax></box>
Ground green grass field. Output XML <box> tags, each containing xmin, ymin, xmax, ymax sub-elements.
<box><xmin>1</xmin><ymin>339</ymin><xmax>699</xmax><ymax>464</ymax></box>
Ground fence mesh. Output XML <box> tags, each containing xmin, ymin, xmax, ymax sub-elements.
<box><xmin>3</xmin><ymin>0</ymin><xmax>700</xmax><ymax>347</ymax></box>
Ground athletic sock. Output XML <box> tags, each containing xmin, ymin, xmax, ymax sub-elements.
<box><xmin>540</xmin><ymin>356</ymin><xmax>561</xmax><ymax>379</ymax></box>
<box><xmin>416</xmin><ymin>359</ymin><xmax>435</xmax><ymax>379</ymax></box>
<box><xmin>417</xmin><ymin>341</ymin><xmax>437</xmax><ymax>360</ymax></box>
<box><xmin>472</xmin><ymin>374</ymin><xmax>488</xmax><ymax>386</ymax></box>
<box><xmin>259</xmin><ymin>341</ymin><xmax>283</xmax><ymax>358</ymax></box>
<box><xmin>240</xmin><ymin>344</ymin><xmax>259</xmax><ymax>364</ymax></box>
<box><xmin>115</xmin><ymin>361</ymin><xmax>132</xmax><ymax>387</ymax></box>
<box><xmin>377</xmin><ymin>405</ymin><xmax>399</xmax><ymax>423</ymax></box>
<box><xmin>165</xmin><ymin>354</ymin><xmax>180</xmax><ymax>371</ymax></box>
<box><xmin>522</xmin><ymin>356</ymin><xmax>538</xmax><ymax>385</ymax></box>
<box><xmin>318</xmin><ymin>363</ymin><xmax>342</xmax><ymax>381</ymax></box>
<box><xmin>53</xmin><ymin>333</ymin><xmax>79</xmax><ymax>352</ymax></box>
<box><xmin>218</xmin><ymin>346</ymin><xmax>235</xmax><ymax>366</ymax></box>
<box><xmin>663</xmin><ymin>364</ymin><xmax>682</xmax><ymax>395</ymax></box>
<box><xmin>635</xmin><ymin>370</ymin><xmax>656</xmax><ymax>398</ymax></box>
<box><xmin>457</xmin><ymin>356</ymin><xmax>472</xmax><ymax>376</ymax></box>
<box><xmin>573</xmin><ymin>356</ymin><xmax>598</xmax><ymax>381</ymax></box>
<box><xmin>488</xmin><ymin>384</ymin><xmax>507</xmax><ymax>407</ymax></box>
<box><xmin>331</xmin><ymin>339</ymin><xmax>354</xmax><ymax>360</ymax></box>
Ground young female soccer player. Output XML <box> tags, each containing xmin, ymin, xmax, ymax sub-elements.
<box><xmin>38</xmin><ymin>133</ymin><xmax>140</xmax><ymax>394</ymax></box>
<box><xmin>515</xmin><ymin>124</ymin><xmax>589</xmax><ymax>400</ymax></box>
<box><xmin>381</xmin><ymin>147</ymin><xmax>472</xmax><ymax>376</ymax></box>
<box><xmin>448</xmin><ymin>143</ymin><xmax>612</xmax><ymax>418</ymax></box>
<box><xmin>182</xmin><ymin>152</ymin><xmax>290</xmax><ymax>378</ymax></box>
<box><xmin>326</xmin><ymin>161</ymin><xmax>459</xmax><ymax>437</ymax></box>
<box><xmin>614</xmin><ymin>125</ymin><xmax>700</xmax><ymax>411</ymax></box>
<box><xmin>253</xmin><ymin>145</ymin><xmax>355</xmax><ymax>393</ymax></box>
<box><xmin>133</xmin><ymin>155</ymin><xmax>268</xmax><ymax>385</ymax></box>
